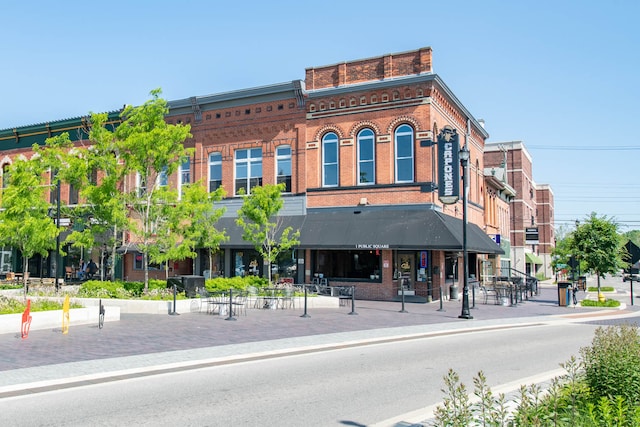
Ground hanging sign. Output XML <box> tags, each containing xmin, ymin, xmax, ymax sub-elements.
<box><xmin>437</xmin><ymin>126</ymin><xmax>460</xmax><ymax>204</ymax></box>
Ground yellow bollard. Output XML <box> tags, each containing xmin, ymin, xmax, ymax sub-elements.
<box><xmin>62</xmin><ymin>294</ymin><xmax>70</xmax><ymax>334</ymax></box>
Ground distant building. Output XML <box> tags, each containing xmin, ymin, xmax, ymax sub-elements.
<box><xmin>485</xmin><ymin>141</ymin><xmax>554</xmax><ymax>279</ymax></box>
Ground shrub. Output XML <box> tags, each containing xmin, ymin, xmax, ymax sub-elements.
<box><xmin>434</xmin><ymin>325</ymin><xmax>640</xmax><ymax>426</ymax></box>
<box><xmin>580</xmin><ymin>299</ymin><xmax>620</xmax><ymax>307</ymax></box>
<box><xmin>587</xmin><ymin>286</ymin><xmax>614</xmax><ymax>292</ymax></box>
<box><xmin>0</xmin><ymin>296</ymin><xmax>82</xmax><ymax>314</ymax></box>
<box><xmin>580</xmin><ymin>324</ymin><xmax>640</xmax><ymax>406</ymax></box>
<box><xmin>205</xmin><ymin>276</ymin><xmax>268</xmax><ymax>292</ymax></box>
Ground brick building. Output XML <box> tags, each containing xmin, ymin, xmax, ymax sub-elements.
<box><xmin>484</xmin><ymin>141</ymin><xmax>554</xmax><ymax>279</ymax></box>
<box><xmin>0</xmin><ymin>47</ymin><xmax>511</xmax><ymax>300</ymax></box>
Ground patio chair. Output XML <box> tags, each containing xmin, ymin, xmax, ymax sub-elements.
<box><xmin>279</xmin><ymin>287</ymin><xmax>295</xmax><ymax>309</ymax></box>
<box><xmin>232</xmin><ymin>291</ymin><xmax>248</xmax><ymax>316</ymax></box>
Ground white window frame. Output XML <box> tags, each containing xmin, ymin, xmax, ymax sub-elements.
<box><xmin>322</xmin><ymin>132</ymin><xmax>339</xmax><ymax>187</ymax></box>
<box><xmin>208</xmin><ymin>152</ymin><xmax>222</xmax><ymax>192</ymax></box>
<box><xmin>394</xmin><ymin>124</ymin><xmax>414</xmax><ymax>183</ymax></box>
<box><xmin>276</xmin><ymin>145</ymin><xmax>292</xmax><ymax>192</ymax></box>
<box><xmin>357</xmin><ymin>128</ymin><xmax>375</xmax><ymax>185</ymax></box>
<box><xmin>234</xmin><ymin>148</ymin><xmax>263</xmax><ymax>195</ymax></box>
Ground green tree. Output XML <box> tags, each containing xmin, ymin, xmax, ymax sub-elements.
<box><xmin>236</xmin><ymin>183</ymin><xmax>300</xmax><ymax>284</ymax></box>
<box><xmin>0</xmin><ymin>157</ymin><xmax>59</xmax><ymax>294</ymax></box>
<box><xmin>34</xmin><ymin>113</ymin><xmax>131</xmax><ymax>281</ymax></box>
<box><xmin>114</xmin><ymin>89</ymin><xmax>192</xmax><ymax>290</ymax></box>
<box><xmin>177</xmin><ymin>182</ymin><xmax>227</xmax><ymax>275</ymax></box>
<box><xmin>572</xmin><ymin>213</ymin><xmax>626</xmax><ymax>294</ymax></box>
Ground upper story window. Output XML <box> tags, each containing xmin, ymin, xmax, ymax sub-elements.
<box><xmin>180</xmin><ymin>159</ymin><xmax>190</xmax><ymax>185</ymax></box>
<box><xmin>322</xmin><ymin>132</ymin><xmax>339</xmax><ymax>187</ymax></box>
<box><xmin>394</xmin><ymin>124</ymin><xmax>414</xmax><ymax>183</ymax></box>
<box><xmin>179</xmin><ymin>158</ymin><xmax>191</xmax><ymax>198</ymax></box>
<box><xmin>208</xmin><ymin>152</ymin><xmax>222</xmax><ymax>192</ymax></box>
<box><xmin>357</xmin><ymin>129</ymin><xmax>375</xmax><ymax>185</ymax></box>
<box><xmin>50</xmin><ymin>170</ymin><xmax>58</xmax><ymax>204</ymax></box>
<box><xmin>276</xmin><ymin>145</ymin><xmax>292</xmax><ymax>193</ymax></box>
<box><xmin>159</xmin><ymin>166</ymin><xmax>168</xmax><ymax>187</ymax></box>
<box><xmin>235</xmin><ymin>147</ymin><xmax>262</xmax><ymax>195</ymax></box>
<box><xmin>136</xmin><ymin>173</ymin><xmax>147</xmax><ymax>197</ymax></box>
<box><xmin>1</xmin><ymin>164</ymin><xmax>10</xmax><ymax>189</ymax></box>
<box><xmin>69</xmin><ymin>183</ymin><xmax>79</xmax><ymax>205</ymax></box>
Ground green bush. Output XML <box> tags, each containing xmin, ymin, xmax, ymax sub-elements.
<box><xmin>0</xmin><ymin>296</ymin><xmax>82</xmax><ymax>314</ymax></box>
<box><xmin>205</xmin><ymin>276</ymin><xmax>268</xmax><ymax>292</ymax></box>
<box><xmin>581</xmin><ymin>324</ymin><xmax>640</xmax><ymax>406</ymax></box>
<box><xmin>587</xmin><ymin>286</ymin><xmax>614</xmax><ymax>292</ymax></box>
<box><xmin>434</xmin><ymin>325</ymin><xmax>640</xmax><ymax>426</ymax></box>
<box><xmin>580</xmin><ymin>299</ymin><xmax>620</xmax><ymax>307</ymax></box>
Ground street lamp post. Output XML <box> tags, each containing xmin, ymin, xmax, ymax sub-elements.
<box><xmin>459</xmin><ymin>145</ymin><xmax>472</xmax><ymax>319</ymax></box>
<box><xmin>54</xmin><ymin>179</ymin><xmax>61</xmax><ymax>292</ymax></box>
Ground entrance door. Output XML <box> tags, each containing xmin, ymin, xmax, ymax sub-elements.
<box><xmin>398</xmin><ymin>252</ymin><xmax>414</xmax><ymax>294</ymax></box>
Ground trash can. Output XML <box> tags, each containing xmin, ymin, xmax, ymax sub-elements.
<box><xmin>449</xmin><ymin>284</ymin><xmax>459</xmax><ymax>301</ymax></box>
<box><xmin>558</xmin><ymin>281</ymin><xmax>571</xmax><ymax>306</ymax></box>
<box><xmin>167</xmin><ymin>275</ymin><xmax>205</xmax><ymax>298</ymax></box>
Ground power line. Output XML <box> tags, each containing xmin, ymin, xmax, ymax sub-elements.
<box><xmin>528</xmin><ymin>146</ymin><xmax>640</xmax><ymax>151</ymax></box>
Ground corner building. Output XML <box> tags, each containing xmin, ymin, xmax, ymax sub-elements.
<box><xmin>167</xmin><ymin>47</ymin><xmax>502</xmax><ymax>301</ymax></box>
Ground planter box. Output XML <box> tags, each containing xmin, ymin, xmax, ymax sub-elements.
<box><xmin>0</xmin><ymin>306</ymin><xmax>120</xmax><ymax>335</ymax></box>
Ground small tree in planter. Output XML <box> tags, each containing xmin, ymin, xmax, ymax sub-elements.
<box><xmin>236</xmin><ymin>183</ymin><xmax>300</xmax><ymax>285</ymax></box>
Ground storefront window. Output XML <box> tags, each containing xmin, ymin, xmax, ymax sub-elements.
<box><xmin>232</xmin><ymin>249</ymin><xmax>262</xmax><ymax>277</ymax></box>
<box><xmin>312</xmin><ymin>250</ymin><xmax>381</xmax><ymax>280</ymax></box>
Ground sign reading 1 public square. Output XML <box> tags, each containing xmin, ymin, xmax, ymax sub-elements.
<box><xmin>437</xmin><ymin>126</ymin><xmax>460</xmax><ymax>205</ymax></box>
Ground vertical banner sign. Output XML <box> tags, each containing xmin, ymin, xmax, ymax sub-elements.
<box><xmin>437</xmin><ymin>126</ymin><xmax>460</xmax><ymax>204</ymax></box>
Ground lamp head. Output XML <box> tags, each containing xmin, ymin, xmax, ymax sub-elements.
<box><xmin>459</xmin><ymin>145</ymin><xmax>470</xmax><ymax>164</ymax></box>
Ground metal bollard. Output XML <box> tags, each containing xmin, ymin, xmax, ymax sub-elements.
<box><xmin>399</xmin><ymin>281</ymin><xmax>408</xmax><ymax>313</ymax></box>
<box><xmin>348</xmin><ymin>285</ymin><xmax>357</xmax><ymax>315</ymax></box>
<box><xmin>437</xmin><ymin>286</ymin><xmax>445</xmax><ymax>312</ymax></box>
<box><xmin>225</xmin><ymin>288</ymin><xmax>236</xmax><ymax>321</ymax></box>
<box><xmin>170</xmin><ymin>283</ymin><xmax>180</xmax><ymax>316</ymax></box>
<box><xmin>300</xmin><ymin>285</ymin><xmax>310</xmax><ymax>318</ymax></box>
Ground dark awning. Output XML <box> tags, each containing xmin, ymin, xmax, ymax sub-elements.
<box><xmin>217</xmin><ymin>208</ymin><xmax>503</xmax><ymax>254</ymax></box>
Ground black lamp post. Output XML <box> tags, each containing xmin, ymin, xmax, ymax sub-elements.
<box><xmin>459</xmin><ymin>145</ymin><xmax>472</xmax><ymax>319</ymax></box>
<box><xmin>54</xmin><ymin>179</ymin><xmax>61</xmax><ymax>292</ymax></box>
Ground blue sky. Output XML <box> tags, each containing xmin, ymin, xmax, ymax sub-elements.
<box><xmin>1</xmin><ymin>0</ymin><xmax>638</xmax><ymax>232</ymax></box>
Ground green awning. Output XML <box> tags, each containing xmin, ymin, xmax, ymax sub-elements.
<box><xmin>526</xmin><ymin>252</ymin><xmax>543</xmax><ymax>265</ymax></box>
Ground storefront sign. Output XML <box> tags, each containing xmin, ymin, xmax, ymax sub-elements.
<box><xmin>437</xmin><ymin>126</ymin><xmax>460</xmax><ymax>204</ymax></box>
<box><xmin>525</xmin><ymin>227</ymin><xmax>539</xmax><ymax>244</ymax></box>
<box><xmin>420</xmin><ymin>251</ymin><xmax>428</xmax><ymax>268</ymax></box>
<box><xmin>355</xmin><ymin>244</ymin><xmax>390</xmax><ymax>249</ymax></box>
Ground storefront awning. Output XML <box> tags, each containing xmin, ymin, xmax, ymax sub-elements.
<box><xmin>216</xmin><ymin>208</ymin><xmax>503</xmax><ymax>254</ymax></box>
<box><xmin>526</xmin><ymin>252</ymin><xmax>543</xmax><ymax>264</ymax></box>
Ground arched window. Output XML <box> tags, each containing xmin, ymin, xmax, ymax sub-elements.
<box><xmin>276</xmin><ymin>145</ymin><xmax>292</xmax><ymax>192</ymax></box>
<box><xmin>322</xmin><ymin>132</ymin><xmax>339</xmax><ymax>187</ymax></box>
<box><xmin>208</xmin><ymin>152</ymin><xmax>222</xmax><ymax>192</ymax></box>
<box><xmin>394</xmin><ymin>124</ymin><xmax>414</xmax><ymax>183</ymax></box>
<box><xmin>357</xmin><ymin>129</ymin><xmax>375</xmax><ymax>185</ymax></box>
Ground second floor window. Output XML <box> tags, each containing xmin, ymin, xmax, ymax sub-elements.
<box><xmin>395</xmin><ymin>124</ymin><xmax>414</xmax><ymax>183</ymax></box>
<box><xmin>2</xmin><ymin>164</ymin><xmax>10</xmax><ymax>189</ymax></box>
<box><xmin>180</xmin><ymin>159</ymin><xmax>190</xmax><ymax>185</ymax></box>
<box><xmin>276</xmin><ymin>145</ymin><xmax>292</xmax><ymax>192</ymax></box>
<box><xmin>322</xmin><ymin>132</ymin><xmax>339</xmax><ymax>187</ymax></box>
<box><xmin>235</xmin><ymin>148</ymin><xmax>262</xmax><ymax>195</ymax></box>
<box><xmin>159</xmin><ymin>166</ymin><xmax>168</xmax><ymax>187</ymax></box>
<box><xmin>179</xmin><ymin>159</ymin><xmax>190</xmax><ymax>198</ymax></box>
<box><xmin>357</xmin><ymin>129</ymin><xmax>375</xmax><ymax>184</ymax></box>
<box><xmin>136</xmin><ymin>173</ymin><xmax>147</xmax><ymax>197</ymax></box>
<box><xmin>209</xmin><ymin>152</ymin><xmax>222</xmax><ymax>192</ymax></box>
<box><xmin>69</xmin><ymin>183</ymin><xmax>79</xmax><ymax>205</ymax></box>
